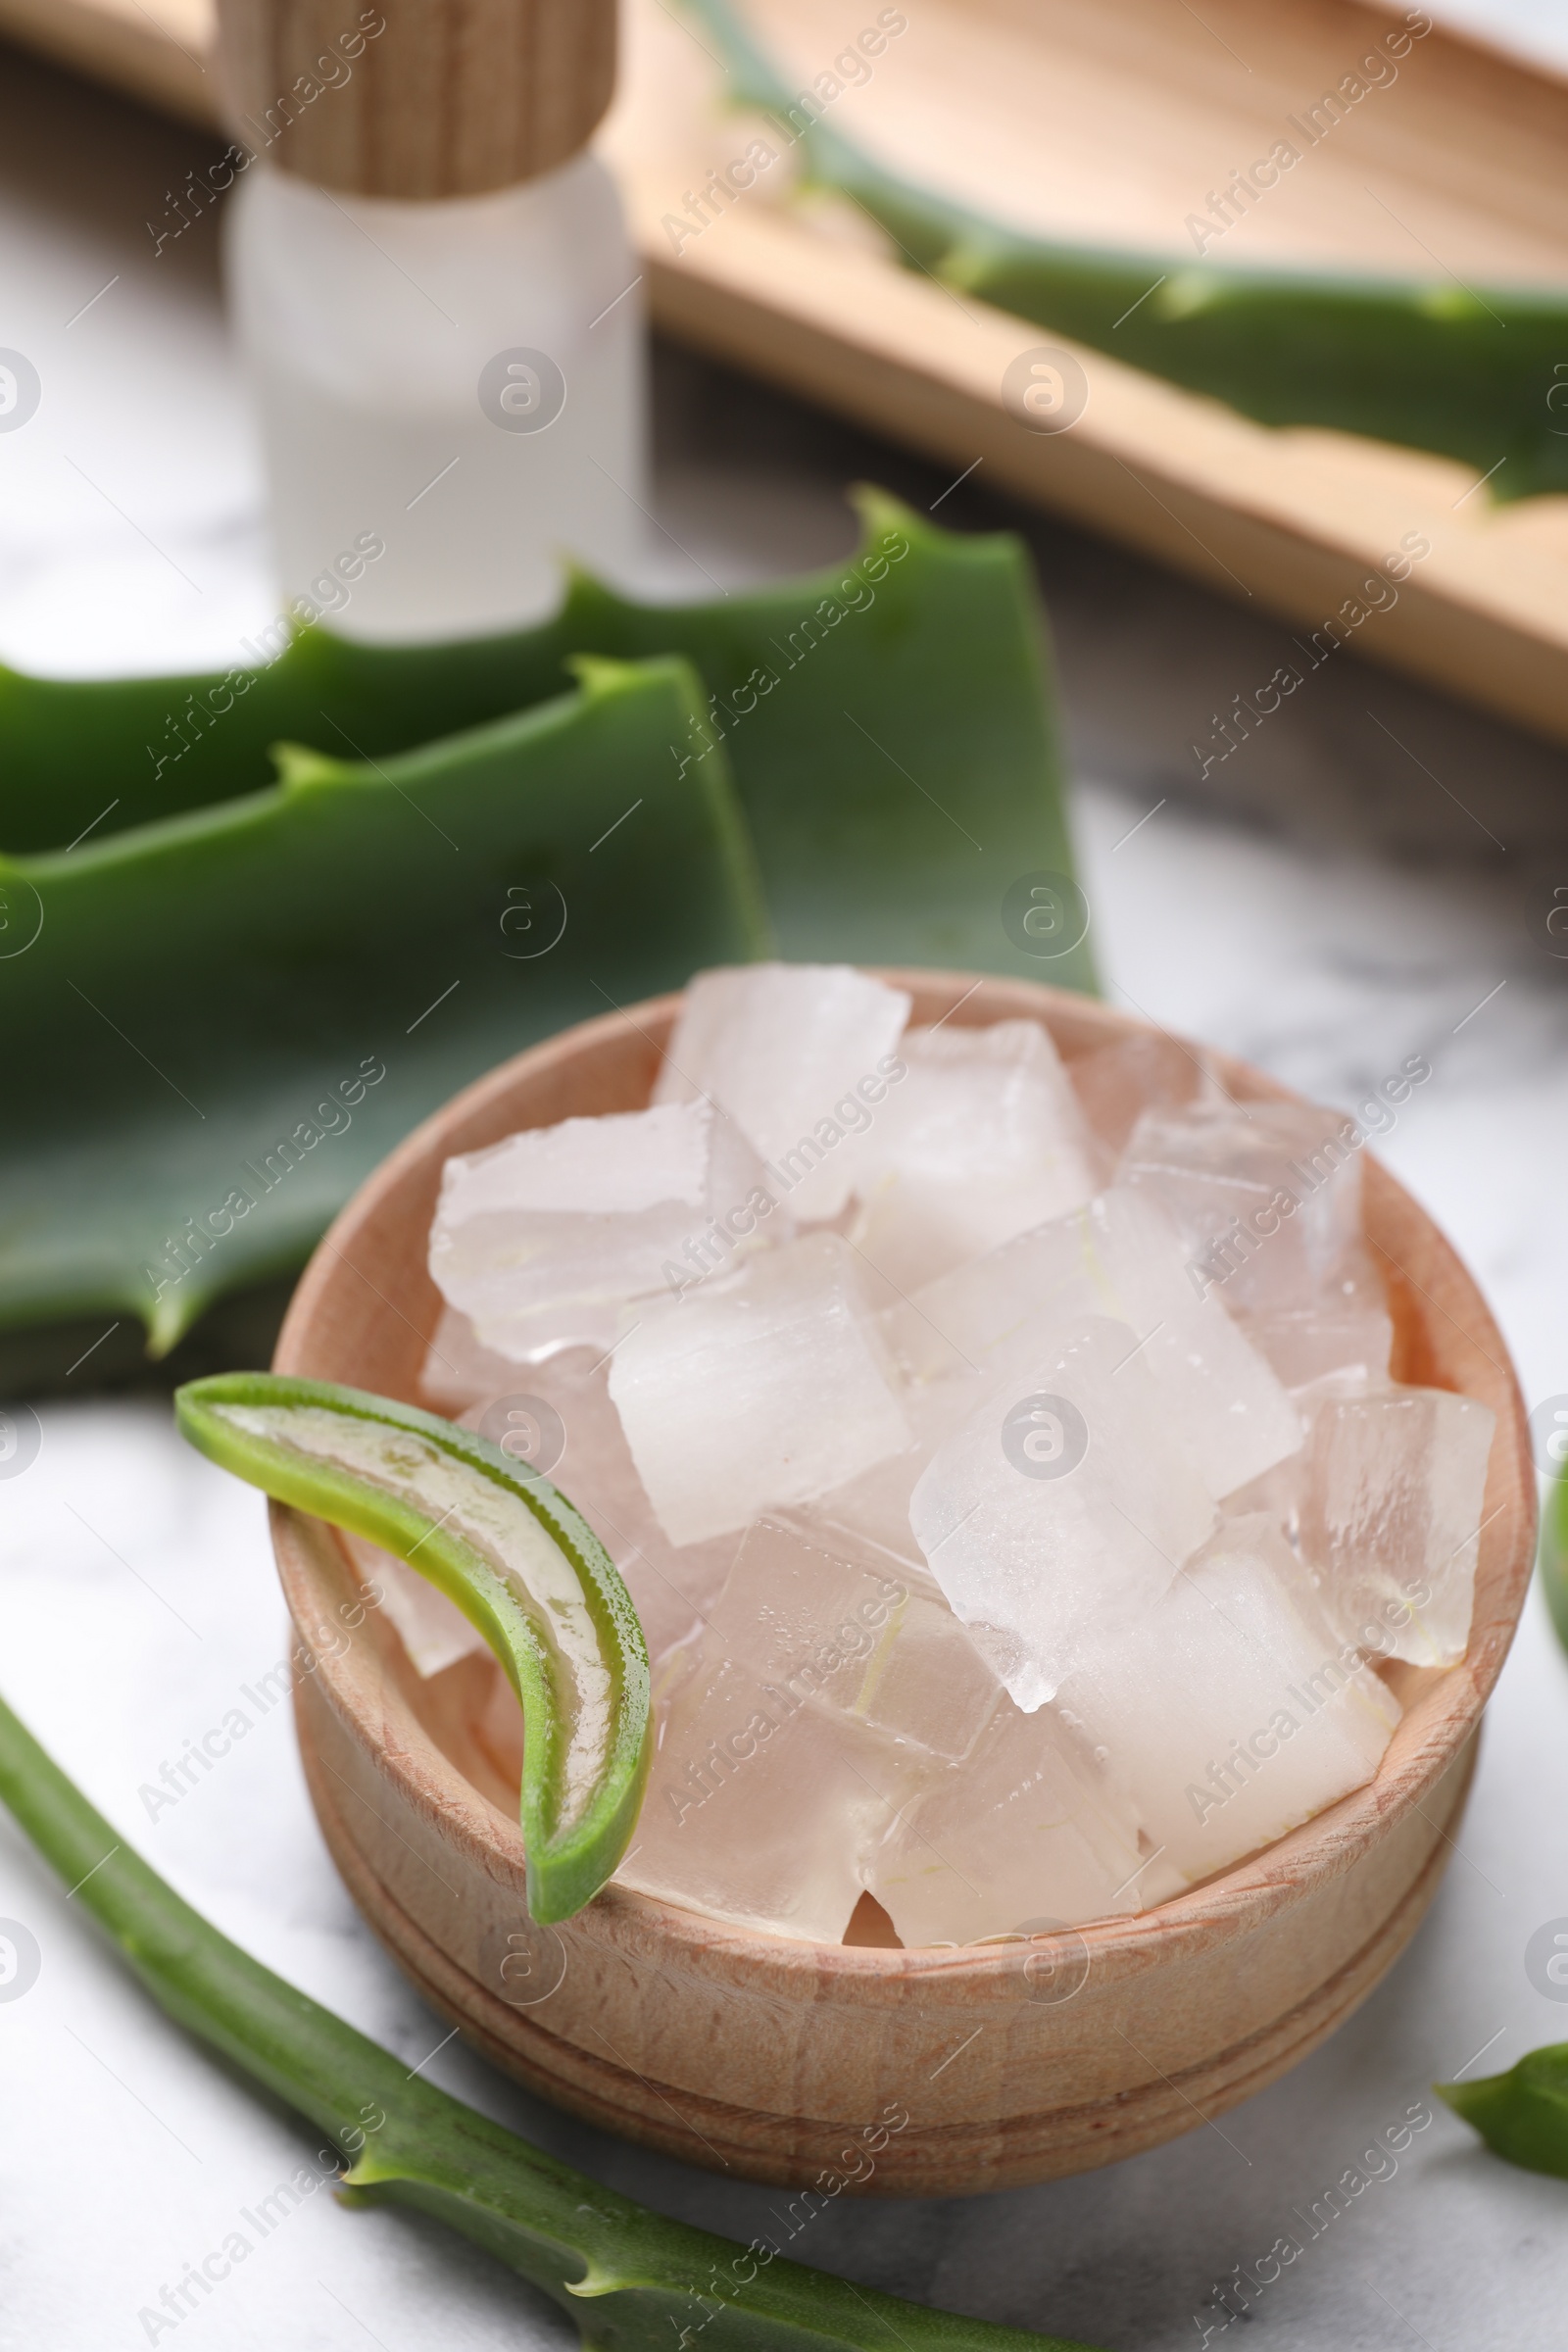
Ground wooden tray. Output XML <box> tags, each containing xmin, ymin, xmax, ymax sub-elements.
<box><xmin>9</xmin><ymin>0</ymin><xmax>1568</xmax><ymax>746</ymax></box>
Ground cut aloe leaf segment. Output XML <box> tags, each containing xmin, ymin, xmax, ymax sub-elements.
<box><xmin>0</xmin><ymin>1687</ymin><xmax>1096</xmax><ymax>2352</ymax></box>
<box><xmin>175</xmin><ymin>1373</ymin><xmax>650</xmax><ymax>1923</ymax></box>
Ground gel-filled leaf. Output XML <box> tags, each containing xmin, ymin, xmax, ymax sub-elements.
<box><xmin>1538</xmin><ymin>1469</ymin><xmax>1568</xmax><ymax>1659</ymax></box>
<box><xmin>0</xmin><ymin>1688</ymin><xmax>1102</xmax><ymax>2352</ymax></box>
<box><xmin>0</xmin><ymin>655</ymin><xmax>766</xmax><ymax>1359</ymax></box>
<box><xmin>1437</xmin><ymin>2043</ymin><xmax>1568</xmax><ymax>2179</ymax></box>
<box><xmin>0</xmin><ymin>492</ymin><xmax>1092</xmax><ymax>999</ymax></box>
<box><xmin>682</xmin><ymin>0</ymin><xmax>1568</xmax><ymax>502</ymax></box>
<box><xmin>176</xmin><ymin>1374</ymin><xmax>649</xmax><ymax>1922</ymax></box>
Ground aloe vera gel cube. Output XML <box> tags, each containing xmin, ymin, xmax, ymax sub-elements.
<box><xmin>711</xmin><ymin>1515</ymin><xmax>1004</xmax><ymax>1763</ymax></box>
<box><xmin>1118</xmin><ymin>1099</ymin><xmax>1364</xmax><ymax>1315</ymax></box>
<box><xmin>1298</xmin><ymin>1385</ymin><xmax>1495</xmax><ymax>1667</ymax></box>
<box><xmin>609</xmin><ymin>1232</ymin><xmax>912</xmax><ymax>1546</ymax></box>
<box><xmin>1236</xmin><ymin>1283</ymin><xmax>1396</xmax><ymax>1395</ymax></box>
<box><xmin>1056</xmin><ymin>1515</ymin><xmax>1399</xmax><ymax>1885</ymax></box>
<box><xmin>617</xmin><ymin>1642</ymin><xmax>930</xmax><ymax>1941</ymax></box>
<box><xmin>429</xmin><ymin>1099</ymin><xmax>779</xmax><ymax>1361</ymax></box>
<box><xmin>653</xmin><ymin>960</ymin><xmax>911</xmax><ymax>1220</ymax></box>
<box><xmin>908</xmin><ymin>1316</ymin><xmax>1217</xmax><ymax>1711</ymax></box>
<box><xmin>884</xmin><ymin>1188</ymin><xmax>1302</xmax><ymax>1501</ymax></box>
<box><xmin>846</xmin><ymin>1019</ymin><xmax>1097</xmax><ymax>1292</ymax></box>
<box><xmin>867</xmin><ymin>1694</ymin><xmax>1180</xmax><ymax>1946</ymax></box>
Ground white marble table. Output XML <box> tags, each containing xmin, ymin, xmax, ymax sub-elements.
<box><xmin>5</xmin><ymin>14</ymin><xmax>1568</xmax><ymax>2348</ymax></box>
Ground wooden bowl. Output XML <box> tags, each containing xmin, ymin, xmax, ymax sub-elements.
<box><xmin>270</xmin><ymin>973</ymin><xmax>1533</xmax><ymax>2196</ymax></box>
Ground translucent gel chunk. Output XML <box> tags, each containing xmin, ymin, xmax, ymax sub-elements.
<box><xmin>1236</xmin><ymin>1257</ymin><xmax>1395</xmax><ymax>1396</ymax></box>
<box><xmin>1066</xmin><ymin>1029</ymin><xmax>1205</xmax><ymax>1165</ymax></box>
<box><xmin>616</xmin><ymin>1637</ymin><xmax>935</xmax><ymax>1941</ymax></box>
<box><xmin>847</xmin><ymin>1020</ymin><xmax>1097</xmax><ymax>1293</ymax></box>
<box><xmin>867</xmin><ymin>1695</ymin><xmax>1181</xmax><ymax>1946</ymax></box>
<box><xmin>1118</xmin><ymin>1099</ymin><xmax>1364</xmax><ymax>1315</ymax></box>
<box><xmin>711</xmin><ymin>1516</ymin><xmax>1004</xmax><ymax>1764</ymax></box>
<box><xmin>608</xmin><ymin>1232</ymin><xmax>912</xmax><ymax>1546</ymax></box>
<box><xmin>653</xmin><ymin>961</ymin><xmax>910</xmax><ymax>1220</ymax></box>
<box><xmin>1297</xmin><ymin>1384</ymin><xmax>1495</xmax><ymax>1668</ymax></box>
<box><xmin>885</xmin><ymin>1188</ymin><xmax>1301</xmax><ymax>1502</ymax></box>
<box><xmin>429</xmin><ymin>1099</ymin><xmax>780</xmax><ymax>1361</ymax></box>
<box><xmin>1056</xmin><ymin>1514</ymin><xmax>1400</xmax><ymax>1886</ymax></box>
<box><xmin>908</xmin><ymin>1316</ymin><xmax>1217</xmax><ymax>1710</ymax></box>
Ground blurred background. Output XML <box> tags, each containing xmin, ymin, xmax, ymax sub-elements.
<box><xmin>5</xmin><ymin>4</ymin><xmax>1568</xmax><ymax>2347</ymax></box>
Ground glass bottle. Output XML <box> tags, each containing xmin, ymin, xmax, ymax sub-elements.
<box><xmin>216</xmin><ymin>0</ymin><xmax>645</xmax><ymax>643</ymax></box>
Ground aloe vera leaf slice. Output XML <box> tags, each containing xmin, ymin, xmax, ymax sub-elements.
<box><xmin>0</xmin><ymin>494</ymin><xmax>1088</xmax><ymax>1009</ymax></box>
<box><xmin>1437</xmin><ymin>2044</ymin><xmax>1568</xmax><ymax>2180</ymax></box>
<box><xmin>1537</xmin><ymin>1471</ymin><xmax>1568</xmax><ymax>1660</ymax></box>
<box><xmin>175</xmin><ymin>1372</ymin><xmax>650</xmax><ymax>1924</ymax></box>
<box><xmin>0</xmin><ymin>652</ymin><xmax>767</xmax><ymax>1363</ymax></box>
<box><xmin>683</xmin><ymin>0</ymin><xmax>1568</xmax><ymax>504</ymax></box>
<box><xmin>0</xmin><ymin>1685</ymin><xmax>1100</xmax><ymax>2350</ymax></box>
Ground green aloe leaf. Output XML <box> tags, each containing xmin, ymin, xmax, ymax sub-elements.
<box><xmin>682</xmin><ymin>0</ymin><xmax>1568</xmax><ymax>502</ymax></box>
<box><xmin>0</xmin><ymin>494</ymin><xmax>1089</xmax><ymax>997</ymax></box>
<box><xmin>0</xmin><ymin>654</ymin><xmax>766</xmax><ymax>1364</ymax></box>
<box><xmin>1437</xmin><ymin>2045</ymin><xmax>1568</xmax><ymax>2179</ymax></box>
<box><xmin>175</xmin><ymin>1373</ymin><xmax>650</xmax><ymax>1923</ymax></box>
<box><xmin>0</xmin><ymin>1688</ymin><xmax>1100</xmax><ymax>2352</ymax></box>
<box><xmin>1537</xmin><ymin>1472</ymin><xmax>1568</xmax><ymax>1658</ymax></box>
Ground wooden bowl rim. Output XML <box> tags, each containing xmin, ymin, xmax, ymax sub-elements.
<box><xmin>272</xmin><ymin>970</ymin><xmax>1534</xmax><ymax>1988</ymax></box>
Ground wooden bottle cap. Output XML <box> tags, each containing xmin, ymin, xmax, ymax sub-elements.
<box><xmin>215</xmin><ymin>0</ymin><xmax>617</xmax><ymax>200</ymax></box>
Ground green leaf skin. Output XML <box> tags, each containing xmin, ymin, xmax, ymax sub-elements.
<box><xmin>0</xmin><ymin>493</ymin><xmax>1092</xmax><ymax>1006</ymax></box>
<box><xmin>681</xmin><ymin>0</ymin><xmax>1568</xmax><ymax>505</ymax></box>
<box><xmin>0</xmin><ymin>655</ymin><xmax>766</xmax><ymax>1358</ymax></box>
<box><xmin>1536</xmin><ymin>1472</ymin><xmax>1568</xmax><ymax>1659</ymax></box>
<box><xmin>1437</xmin><ymin>2046</ymin><xmax>1568</xmax><ymax>2180</ymax></box>
<box><xmin>0</xmin><ymin>1690</ymin><xmax>1101</xmax><ymax>2352</ymax></box>
<box><xmin>175</xmin><ymin>1373</ymin><xmax>650</xmax><ymax>1923</ymax></box>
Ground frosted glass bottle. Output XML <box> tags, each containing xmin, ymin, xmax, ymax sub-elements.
<box><xmin>225</xmin><ymin>153</ymin><xmax>646</xmax><ymax>641</ymax></box>
<box><xmin>215</xmin><ymin>0</ymin><xmax>642</xmax><ymax>643</ymax></box>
